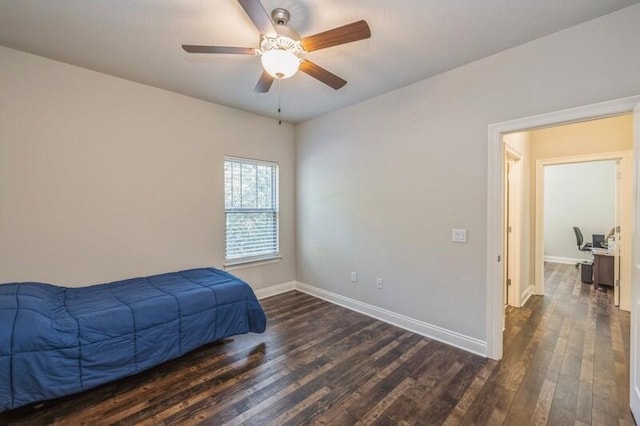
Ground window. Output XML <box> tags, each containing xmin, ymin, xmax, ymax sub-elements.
<box><xmin>224</xmin><ymin>157</ymin><xmax>279</xmax><ymax>265</ymax></box>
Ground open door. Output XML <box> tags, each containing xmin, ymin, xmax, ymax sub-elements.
<box><xmin>631</xmin><ymin>102</ymin><xmax>640</xmax><ymax>422</ymax></box>
<box><xmin>505</xmin><ymin>160</ymin><xmax>512</xmax><ymax>307</ymax></box>
<box><xmin>503</xmin><ymin>143</ymin><xmax>522</xmax><ymax>308</ymax></box>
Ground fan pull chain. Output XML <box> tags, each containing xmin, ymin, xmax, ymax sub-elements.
<box><xmin>277</xmin><ymin>78</ymin><xmax>282</xmax><ymax>125</ymax></box>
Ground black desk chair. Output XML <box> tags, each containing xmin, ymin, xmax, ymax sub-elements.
<box><xmin>573</xmin><ymin>226</ymin><xmax>592</xmax><ymax>268</ymax></box>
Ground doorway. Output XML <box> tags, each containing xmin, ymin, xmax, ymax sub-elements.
<box><xmin>535</xmin><ymin>153</ymin><xmax>629</xmax><ymax>308</ymax></box>
<box><xmin>486</xmin><ymin>95</ymin><xmax>640</xmax><ymax>361</ymax></box>
<box><xmin>486</xmin><ymin>95</ymin><xmax>640</xmax><ymax>422</ymax></box>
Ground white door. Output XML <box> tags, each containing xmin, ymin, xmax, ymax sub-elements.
<box><xmin>505</xmin><ymin>160</ymin><xmax>512</xmax><ymax>306</ymax></box>
<box><xmin>630</xmin><ymin>103</ymin><xmax>640</xmax><ymax>421</ymax></box>
<box><xmin>504</xmin><ymin>146</ymin><xmax>522</xmax><ymax>308</ymax></box>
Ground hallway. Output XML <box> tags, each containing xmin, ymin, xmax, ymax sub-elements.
<box><xmin>499</xmin><ymin>262</ymin><xmax>632</xmax><ymax>424</ymax></box>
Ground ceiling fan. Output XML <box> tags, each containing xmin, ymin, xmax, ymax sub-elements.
<box><xmin>182</xmin><ymin>0</ymin><xmax>371</xmax><ymax>93</ymax></box>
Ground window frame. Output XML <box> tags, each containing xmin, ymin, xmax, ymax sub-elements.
<box><xmin>223</xmin><ymin>156</ymin><xmax>280</xmax><ymax>267</ymax></box>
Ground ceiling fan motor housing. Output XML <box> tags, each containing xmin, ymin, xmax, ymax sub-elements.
<box><xmin>271</xmin><ymin>8</ymin><xmax>290</xmax><ymax>25</ymax></box>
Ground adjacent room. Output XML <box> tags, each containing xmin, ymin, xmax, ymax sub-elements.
<box><xmin>501</xmin><ymin>114</ymin><xmax>634</xmax><ymax>424</ymax></box>
<box><xmin>1</xmin><ymin>1</ymin><xmax>640</xmax><ymax>424</ymax></box>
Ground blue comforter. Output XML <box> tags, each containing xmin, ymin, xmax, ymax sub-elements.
<box><xmin>0</xmin><ymin>267</ymin><xmax>266</xmax><ymax>412</ymax></box>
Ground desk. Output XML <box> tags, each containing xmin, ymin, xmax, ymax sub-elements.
<box><xmin>592</xmin><ymin>249</ymin><xmax>614</xmax><ymax>290</ymax></box>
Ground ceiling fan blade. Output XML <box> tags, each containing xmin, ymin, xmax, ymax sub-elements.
<box><xmin>237</xmin><ymin>0</ymin><xmax>276</xmax><ymax>36</ymax></box>
<box><xmin>301</xmin><ymin>20</ymin><xmax>371</xmax><ymax>52</ymax></box>
<box><xmin>300</xmin><ymin>60</ymin><xmax>347</xmax><ymax>90</ymax></box>
<box><xmin>182</xmin><ymin>45</ymin><xmax>256</xmax><ymax>55</ymax></box>
<box><xmin>254</xmin><ymin>70</ymin><xmax>275</xmax><ymax>93</ymax></box>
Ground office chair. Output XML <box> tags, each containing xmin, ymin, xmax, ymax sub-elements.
<box><xmin>572</xmin><ymin>226</ymin><xmax>592</xmax><ymax>268</ymax></box>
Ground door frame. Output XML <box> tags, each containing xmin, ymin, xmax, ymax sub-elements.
<box><xmin>533</xmin><ymin>151</ymin><xmax>632</xmax><ymax>307</ymax></box>
<box><xmin>486</xmin><ymin>95</ymin><xmax>640</xmax><ymax>360</ymax></box>
<box><xmin>631</xmin><ymin>102</ymin><xmax>640</xmax><ymax>422</ymax></box>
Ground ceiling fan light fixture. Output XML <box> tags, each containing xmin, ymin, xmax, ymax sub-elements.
<box><xmin>181</xmin><ymin>2</ymin><xmax>371</xmax><ymax>93</ymax></box>
<box><xmin>261</xmin><ymin>48</ymin><xmax>300</xmax><ymax>79</ymax></box>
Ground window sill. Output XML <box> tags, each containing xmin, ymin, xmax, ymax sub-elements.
<box><xmin>223</xmin><ymin>256</ymin><xmax>282</xmax><ymax>271</ymax></box>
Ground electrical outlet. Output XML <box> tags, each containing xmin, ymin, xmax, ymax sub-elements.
<box><xmin>376</xmin><ymin>278</ymin><xmax>383</xmax><ymax>289</ymax></box>
<box><xmin>351</xmin><ymin>272</ymin><xmax>358</xmax><ymax>283</ymax></box>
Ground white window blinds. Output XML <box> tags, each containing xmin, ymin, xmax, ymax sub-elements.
<box><xmin>224</xmin><ymin>157</ymin><xmax>279</xmax><ymax>264</ymax></box>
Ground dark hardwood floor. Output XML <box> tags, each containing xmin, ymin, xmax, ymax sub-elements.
<box><xmin>0</xmin><ymin>262</ymin><xmax>634</xmax><ymax>425</ymax></box>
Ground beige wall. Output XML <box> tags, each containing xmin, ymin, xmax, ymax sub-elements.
<box><xmin>530</xmin><ymin>114</ymin><xmax>633</xmax><ymax>159</ymax></box>
<box><xmin>0</xmin><ymin>46</ymin><xmax>296</xmax><ymax>289</ymax></box>
<box><xmin>527</xmin><ymin>114</ymin><xmax>633</xmax><ymax>289</ymax></box>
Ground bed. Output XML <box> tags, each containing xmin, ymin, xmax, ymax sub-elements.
<box><xmin>0</xmin><ymin>267</ymin><xmax>267</xmax><ymax>412</ymax></box>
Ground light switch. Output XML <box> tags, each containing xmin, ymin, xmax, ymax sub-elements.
<box><xmin>452</xmin><ymin>228</ymin><xmax>467</xmax><ymax>243</ymax></box>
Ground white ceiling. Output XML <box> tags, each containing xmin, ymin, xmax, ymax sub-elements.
<box><xmin>0</xmin><ymin>0</ymin><xmax>637</xmax><ymax>123</ymax></box>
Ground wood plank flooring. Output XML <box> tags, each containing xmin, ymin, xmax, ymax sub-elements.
<box><xmin>0</xmin><ymin>262</ymin><xmax>633</xmax><ymax>425</ymax></box>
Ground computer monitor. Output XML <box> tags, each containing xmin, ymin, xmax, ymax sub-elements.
<box><xmin>592</xmin><ymin>234</ymin><xmax>605</xmax><ymax>249</ymax></box>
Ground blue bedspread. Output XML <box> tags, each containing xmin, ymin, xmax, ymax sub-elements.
<box><xmin>0</xmin><ymin>267</ymin><xmax>266</xmax><ymax>412</ymax></box>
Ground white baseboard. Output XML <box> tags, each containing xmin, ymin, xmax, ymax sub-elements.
<box><xmin>520</xmin><ymin>285</ymin><xmax>534</xmax><ymax>307</ymax></box>
<box><xmin>295</xmin><ymin>282</ymin><xmax>487</xmax><ymax>357</ymax></box>
<box><xmin>253</xmin><ymin>281</ymin><xmax>296</xmax><ymax>300</ymax></box>
<box><xmin>254</xmin><ymin>280</ymin><xmax>488</xmax><ymax>356</ymax></box>
<box><xmin>544</xmin><ymin>255</ymin><xmax>586</xmax><ymax>265</ymax></box>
